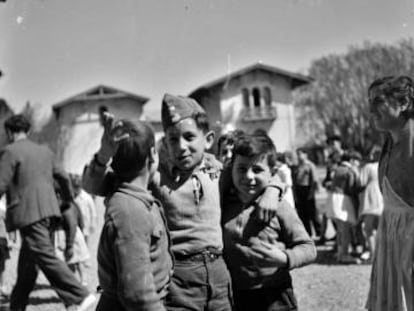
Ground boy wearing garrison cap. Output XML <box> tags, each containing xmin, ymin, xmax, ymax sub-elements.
<box><xmin>83</xmin><ymin>94</ymin><xmax>283</xmax><ymax>311</ymax></box>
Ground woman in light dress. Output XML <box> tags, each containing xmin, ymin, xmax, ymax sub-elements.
<box><xmin>366</xmin><ymin>76</ymin><xmax>414</xmax><ymax>311</ymax></box>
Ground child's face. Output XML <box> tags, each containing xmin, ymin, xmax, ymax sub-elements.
<box><xmin>232</xmin><ymin>154</ymin><xmax>272</xmax><ymax>203</ymax></box>
<box><xmin>165</xmin><ymin>118</ymin><xmax>213</xmax><ymax>171</ymax></box>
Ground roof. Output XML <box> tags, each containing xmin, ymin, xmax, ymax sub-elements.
<box><xmin>189</xmin><ymin>62</ymin><xmax>312</xmax><ymax>96</ymax></box>
<box><xmin>53</xmin><ymin>85</ymin><xmax>150</xmax><ymax>111</ymax></box>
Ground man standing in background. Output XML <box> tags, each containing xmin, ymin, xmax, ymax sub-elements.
<box><xmin>293</xmin><ymin>148</ymin><xmax>322</xmax><ymax>239</ymax></box>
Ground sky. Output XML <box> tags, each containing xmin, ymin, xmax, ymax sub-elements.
<box><xmin>1</xmin><ymin>0</ymin><xmax>414</xmax><ymax>123</ymax></box>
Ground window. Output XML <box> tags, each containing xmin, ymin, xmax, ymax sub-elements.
<box><xmin>263</xmin><ymin>87</ymin><xmax>272</xmax><ymax>106</ymax></box>
<box><xmin>252</xmin><ymin>88</ymin><xmax>261</xmax><ymax>107</ymax></box>
<box><xmin>242</xmin><ymin>88</ymin><xmax>250</xmax><ymax>108</ymax></box>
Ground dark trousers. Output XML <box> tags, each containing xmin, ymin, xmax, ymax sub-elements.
<box><xmin>166</xmin><ymin>255</ymin><xmax>232</xmax><ymax>311</ymax></box>
<box><xmin>294</xmin><ymin>186</ymin><xmax>321</xmax><ymax>237</ymax></box>
<box><xmin>10</xmin><ymin>217</ymin><xmax>89</xmax><ymax>311</ymax></box>
<box><xmin>234</xmin><ymin>286</ymin><xmax>298</xmax><ymax>311</ymax></box>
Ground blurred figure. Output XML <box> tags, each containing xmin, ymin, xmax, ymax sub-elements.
<box><xmin>216</xmin><ymin>130</ymin><xmax>244</xmax><ymax>166</ymax></box>
<box><xmin>0</xmin><ymin>196</ymin><xmax>9</xmax><ymax>298</ymax></box>
<box><xmin>275</xmin><ymin>152</ymin><xmax>295</xmax><ymax>208</ymax></box>
<box><xmin>71</xmin><ymin>174</ymin><xmax>97</xmax><ymax>246</ymax></box>
<box><xmin>358</xmin><ymin>148</ymin><xmax>384</xmax><ymax>262</ymax></box>
<box><xmin>293</xmin><ymin>148</ymin><xmax>322</xmax><ymax>238</ymax></box>
<box><xmin>325</xmin><ymin>152</ymin><xmax>360</xmax><ymax>264</ymax></box>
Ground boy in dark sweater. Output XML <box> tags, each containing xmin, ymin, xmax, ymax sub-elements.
<box><xmin>95</xmin><ymin>120</ymin><xmax>173</xmax><ymax>311</ymax></box>
<box><xmin>222</xmin><ymin>132</ymin><xmax>316</xmax><ymax>311</ymax></box>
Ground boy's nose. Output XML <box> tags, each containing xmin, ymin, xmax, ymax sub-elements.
<box><xmin>178</xmin><ymin>137</ymin><xmax>188</xmax><ymax>150</ymax></box>
<box><xmin>245</xmin><ymin>169</ymin><xmax>254</xmax><ymax>179</ymax></box>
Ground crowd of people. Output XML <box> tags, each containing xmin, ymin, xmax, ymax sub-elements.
<box><xmin>0</xmin><ymin>75</ymin><xmax>411</xmax><ymax>311</ymax></box>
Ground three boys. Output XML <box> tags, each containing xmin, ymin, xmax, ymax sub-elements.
<box><xmin>83</xmin><ymin>94</ymin><xmax>283</xmax><ymax>310</ymax></box>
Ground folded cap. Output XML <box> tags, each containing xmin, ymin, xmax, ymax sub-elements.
<box><xmin>161</xmin><ymin>93</ymin><xmax>205</xmax><ymax>129</ymax></box>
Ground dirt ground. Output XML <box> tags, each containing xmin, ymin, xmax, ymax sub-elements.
<box><xmin>0</xmin><ymin>193</ymin><xmax>372</xmax><ymax>311</ymax></box>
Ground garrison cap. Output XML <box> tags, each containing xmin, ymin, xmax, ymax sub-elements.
<box><xmin>161</xmin><ymin>93</ymin><xmax>205</xmax><ymax>129</ymax></box>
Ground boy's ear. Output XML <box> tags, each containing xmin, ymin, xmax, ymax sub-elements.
<box><xmin>204</xmin><ymin>130</ymin><xmax>215</xmax><ymax>150</ymax></box>
<box><xmin>148</xmin><ymin>146</ymin><xmax>157</xmax><ymax>164</ymax></box>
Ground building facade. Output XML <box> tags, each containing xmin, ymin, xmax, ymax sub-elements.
<box><xmin>52</xmin><ymin>85</ymin><xmax>149</xmax><ymax>174</ymax></box>
<box><xmin>189</xmin><ymin>63</ymin><xmax>311</xmax><ymax>152</ymax></box>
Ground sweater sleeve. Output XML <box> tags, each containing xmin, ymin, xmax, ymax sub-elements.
<box><xmin>112</xmin><ymin>202</ymin><xmax>166</xmax><ymax>311</ymax></box>
<box><xmin>277</xmin><ymin>203</ymin><xmax>317</xmax><ymax>269</ymax></box>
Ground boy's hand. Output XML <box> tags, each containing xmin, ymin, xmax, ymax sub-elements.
<box><xmin>64</xmin><ymin>246</ymin><xmax>74</xmax><ymax>261</ymax></box>
<box><xmin>97</xmin><ymin>112</ymin><xmax>130</xmax><ymax>164</ymax></box>
<box><xmin>254</xmin><ymin>186</ymin><xmax>281</xmax><ymax>223</ymax></box>
<box><xmin>249</xmin><ymin>241</ymin><xmax>288</xmax><ymax>268</ymax></box>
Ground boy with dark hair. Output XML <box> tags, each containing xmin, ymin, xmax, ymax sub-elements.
<box><xmin>95</xmin><ymin>119</ymin><xmax>173</xmax><ymax>311</ymax></box>
<box><xmin>222</xmin><ymin>132</ymin><xmax>316</xmax><ymax>311</ymax></box>
<box><xmin>83</xmin><ymin>94</ymin><xmax>283</xmax><ymax>310</ymax></box>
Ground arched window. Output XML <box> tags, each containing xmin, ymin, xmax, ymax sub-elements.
<box><xmin>263</xmin><ymin>87</ymin><xmax>272</xmax><ymax>106</ymax></box>
<box><xmin>242</xmin><ymin>88</ymin><xmax>250</xmax><ymax>108</ymax></box>
<box><xmin>252</xmin><ymin>88</ymin><xmax>261</xmax><ymax>107</ymax></box>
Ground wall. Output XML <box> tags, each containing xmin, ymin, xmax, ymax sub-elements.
<box><xmin>56</xmin><ymin>98</ymin><xmax>144</xmax><ymax>174</ymax></box>
<box><xmin>195</xmin><ymin>69</ymin><xmax>297</xmax><ymax>152</ymax></box>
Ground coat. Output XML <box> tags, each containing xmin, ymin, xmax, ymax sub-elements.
<box><xmin>0</xmin><ymin>139</ymin><xmax>71</xmax><ymax>231</ymax></box>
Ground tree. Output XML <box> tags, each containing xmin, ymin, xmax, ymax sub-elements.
<box><xmin>294</xmin><ymin>38</ymin><xmax>414</xmax><ymax>154</ymax></box>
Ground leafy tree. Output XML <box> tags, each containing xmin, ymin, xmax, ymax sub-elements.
<box><xmin>294</xmin><ymin>38</ymin><xmax>414</xmax><ymax>155</ymax></box>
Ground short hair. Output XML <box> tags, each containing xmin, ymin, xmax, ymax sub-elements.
<box><xmin>327</xmin><ymin>135</ymin><xmax>341</xmax><ymax>144</ymax></box>
<box><xmin>233</xmin><ymin>132</ymin><xmax>277</xmax><ymax>169</ymax></box>
<box><xmin>296</xmin><ymin>147</ymin><xmax>308</xmax><ymax>155</ymax></box>
<box><xmin>349</xmin><ymin>150</ymin><xmax>362</xmax><ymax>161</ymax></box>
<box><xmin>193</xmin><ymin>113</ymin><xmax>210</xmax><ymax>133</ymax></box>
<box><xmin>369</xmin><ymin>75</ymin><xmax>414</xmax><ymax>119</ymax></box>
<box><xmin>111</xmin><ymin>120</ymin><xmax>155</xmax><ymax>181</ymax></box>
<box><xmin>4</xmin><ymin>114</ymin><xmax>31</xmax><ymax>133</ymax></box>
<box><xmin>340</xmin><ymin>151</ymin><xmax>351</xmax><ymax>162</ymax></box>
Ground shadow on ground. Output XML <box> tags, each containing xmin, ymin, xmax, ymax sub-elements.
<box><xmin>314</xmin><ymin>241</ymin><xmax>372</xmax><ymax>266</ymax></box>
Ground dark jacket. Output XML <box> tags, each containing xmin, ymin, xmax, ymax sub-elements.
<box><xmin>222</xmin><ymin>194</ymin><xmax>316</xmax><ymax>291</ymax></box>
<box><xmin>0</xmin><ymin>139</ymin><xmax>71</xmax><ymax>231</ymax></box>
<box><xmin>97</xmin><ymin>182</ymin><xmax>173</xmax><ymax>311</ymax></box>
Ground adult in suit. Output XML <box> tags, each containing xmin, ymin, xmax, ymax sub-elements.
<box><xmin>0</xmin><ymin>115</ymin><xmax>95</xmax><ymax>311</ymax></box>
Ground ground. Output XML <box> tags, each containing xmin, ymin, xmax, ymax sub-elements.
<box><xmin>0</xmin><ymin>182</ymin><xmax>372</xmax><ymax>311</ymax></box>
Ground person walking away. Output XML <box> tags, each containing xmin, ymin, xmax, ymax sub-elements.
<box><xmin>0</xmin><ymin>114</ymin><xmax>95</xmax><ymax>311</ymax></box>
<box><xmin>366</xmin><ymin>76</ymin><xmax>414</xmax><ymax>311</ymax></box>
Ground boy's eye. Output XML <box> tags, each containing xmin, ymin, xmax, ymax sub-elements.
<box><xmin>252</xmin><ymin>167</ymin><xmax>264</xmax><ymax>174</ymax></box>
<box><xmin>183</xmin><ymin>133</ymin><xmax>196</xmax><ymax>141</ymax></box>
